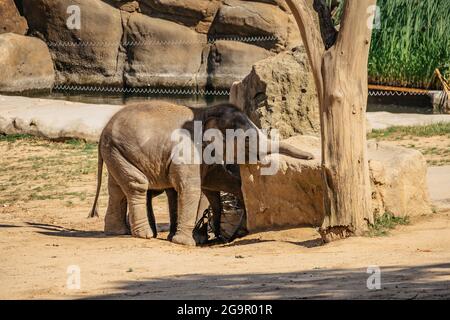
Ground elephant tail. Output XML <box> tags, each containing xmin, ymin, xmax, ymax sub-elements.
<box><xmin>88</xmin><ymin>145</ymin><xmax>103</xmax><ymax>218</ymax></box>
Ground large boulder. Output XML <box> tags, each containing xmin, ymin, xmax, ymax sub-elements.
<box><xmin>207</xmin><ymin>40</ymin><xmax>273</xmax><ymax>90</ymax></box>
<box><xmin>240</xmin><ymin>136</ymin><xmax>432</xmax><ymax>232</ymax></box>
<box><xmin>0</xmin><ymin>33</ymin><xmax>55</xmax><ymax>93</ymax></box>
<box><xmin>124</xmin><ymin>13</ymin><xmax>208</xmax><ymax>89</ymax></box>
<box><xmin>0</xmin><ymin>95</ymin><xmax>122</xmax><ymax>142</ymax></box>
<box><xmin>0</xmin><ymin>0</ymin><xmax>28</xmax><ymax>35</ymax></box>
<box><xmin>368</xmin><ymin>141</ymin><xmax>433</xmax><ymax>218</ymax></box>
<box><xmin>208</xmin><ymin>0</ymin><xmax>294</xmax><ymax>51</ymax></box>
<box><xmin>230</xmin><ymin>46</ymin><xmax>320</xmax><ymax>139</ymax></box>
<box><xmin>22</xmin><ymin>0</ymin><xmax>124</xmax><ymax>86</ymax></box>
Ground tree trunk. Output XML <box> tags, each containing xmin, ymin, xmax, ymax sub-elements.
<box><xmin>286</xmin><ymin>0</ymin><xmax>376</xmax><ymax>242</ymax></box>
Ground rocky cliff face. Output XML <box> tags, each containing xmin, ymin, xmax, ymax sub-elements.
<box><xmin>2</xmin><ymin>0</ymin><xmax>303</xmax><ymax>91</ymax></box>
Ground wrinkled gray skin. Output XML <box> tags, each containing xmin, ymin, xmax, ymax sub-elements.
<box><xmin>89</xmin><ymin>101</ymin><xmax>314</xmax><ymax>246</ymax></box>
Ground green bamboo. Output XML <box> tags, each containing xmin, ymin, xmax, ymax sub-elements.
<box><xmin>326</xmin><ymin>0</ymin><xmax>450</xmax><ymax>89</ymax></box>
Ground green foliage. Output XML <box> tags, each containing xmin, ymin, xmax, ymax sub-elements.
<box><xmin>0</xmin><ymin>134</ymin><xmax>34</xmax><ymax>142</ymax></box>
<box><xmin>367</xmin><ymin>212</ymin><xmax>410</xmax><ymax>237</ymax></box>
<box><xmin>326</xmin><ymin>0</ymin><xmax>450</xmax><ymax>88</ymax></box>
<box><xmin>64</xmin><ymin>139</ymin><xmax>97</xmax><ymax>153</ymax></box>
<box><xmin>368</xmin><ymin>122</ymin><xmax>450</xmax><ymax>140</ymax></box>
<box><xmin>369</xmin><ymin>0</ymin><xmax>450</xmax><ymax>88</ymax></box>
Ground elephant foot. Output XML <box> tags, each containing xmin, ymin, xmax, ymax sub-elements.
<box><xmin>105</xmin><ymin>215</ymin><xmax>130</xmax><ymax>236</ymax></box>
<box><xmin>105</xmin><ymin>227</ymin><xmax>130</xmax><ymax>236</ymax></box>
<box><xmin>104</xmin><ymin>223</ymin><xmax>130</xmax><ymax>236</ymax></box>
<box><xmin>172</xmin><ymin>233</ymin><xmax>197</xmax><ymax>246</ymax></box>
<box><xmin>167</xmin><ymin>232</ymin><xmax>175</xmax><ymax>241</ymax></box>
<box><xmin>131</xmin><ymin>227</ymin><xmax>154</xmax><ymax>239</ymax></box>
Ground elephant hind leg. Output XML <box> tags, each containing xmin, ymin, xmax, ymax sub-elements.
<box><xmin>106</xmin><ymin>151</ymin><xmax>152</xmax><ymax>239</ymax></box>
<box><xmin>104</xmin><ymin>175</ymin><xmax>129</xmax><ymax>235</ymax></box>
<box><xmin>165</xmin><ymin>188</ymin><xmax>178</xmax><ymax>241</ymax></box>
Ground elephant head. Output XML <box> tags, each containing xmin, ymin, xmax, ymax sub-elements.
<box><xmin>200</xmin><ymin>103</ymin><xmax>314</xmax><ymax>166</ymax></box>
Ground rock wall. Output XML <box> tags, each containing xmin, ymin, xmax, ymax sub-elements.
<box><xmin>241</xmin><ymin>135</ymin><xmax>432</xmax><ymax>232</ymax></box>
<box><xmin>4</xmin><ymin>0</ymin><xmax>304</xmax><ymax>91</ymax></box>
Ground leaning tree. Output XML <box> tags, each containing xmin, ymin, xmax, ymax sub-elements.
<box><xmin>285</xmin><ymin>0</ymin><xmax>377</xmax><ymax>242</ymax></box>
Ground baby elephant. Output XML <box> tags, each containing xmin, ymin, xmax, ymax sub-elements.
<box><xmin>89</xmin><ymin>101</ymin><xmax>314</xmax><ymax>246</ymax></box>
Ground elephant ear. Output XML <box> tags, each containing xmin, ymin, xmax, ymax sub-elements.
<box><xmin>203</xmin><ymin>105</ymin><xmax>232</xmax><ymax>133</ymax></box>
<box><xmin>203</xmin><ymin>116</ymin><xmax>220</xmax><ymax>132</ymax></box>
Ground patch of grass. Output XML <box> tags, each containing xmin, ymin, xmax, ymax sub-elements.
<box><xmin>65</xmin><ymin>139</ymin><xmax>97</xmax><ymax>153</ymax></box>
<box><xmin>0</xmin><ymin>134</ymin><xmax>35</xmax><ymax>143</ymax></box>
<box><xmin>368</xmin><ymin>122</ymin><xmax>450</xmax><ymax>140</ymax></box>
<box><xmin>367</xmin><ymin>212</ymin><xmax>410</xmax><ymax>237</ymax></box>
<box><xmin>0</xmin><ymin>135</ymin><xmax>105</xmax><ymax>207</ymax></box>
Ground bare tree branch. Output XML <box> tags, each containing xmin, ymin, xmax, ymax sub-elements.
<box><xmin>313</xmin><ymin>0</ymin><xmax>338</xmax><ymax>50</ymax></box>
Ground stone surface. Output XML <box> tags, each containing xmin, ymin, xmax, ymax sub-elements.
<box><xmin>0</xmin><ymin>33</ymin><xmax>55</xmax><ymax>93</ymax></box>
<box><xmin>139</xmin><ymin>0</ymin><xmax>220</xmax><ymax>31</ymax></box>
<box><xmin>427</xmin><ymin>166</ymin><xmax>450</xmax><ymax>210</ymax></box>
<box><xmin>368</xmin><ymin>140</ymin><xmax>432</xmax><ymax>218</ymax></box>
<box><xmin>230</xmin><ymin>46</ymin><xmax>320</xmax><ymax>139</ymax></box>
<box><xmin>124</xmin><ymin>13</ymin><xmax>208</xmax><ymax>89</ymax></box>
<box><xmin>240</xmin><ymin>135</ymin><xmax>432</xmax><ymax>232</ymax></box>
<box><xmin>9</xmin><ymin>0</ymin><xmax>303</xmax><ymax>89</ymax></box>
<box><xmin>208</xmin><ymin>0</ymin><xmax>292</xmax><ymax>51</ymax></box>
<box><xmin>0</xmin><ymin>95</ymin><xmax>122</xmax><ymax>142</ymax></box>
<box><xmin>116</xmin><ymin>1</ymin><xmax>141</xmax><ymax>13</ymax></box>
<box><xmin>207</xmin><ymin>40</ymin><xmax>273</xmax><ymax>90</ymax></box>
<box><xmin>22</xmin><ymin>0</ymin><xmax>124</xmax><ymax>86</ymax></box>
<box><xmin>241</xmin><ymin>136</ymin><xmax>324</xmax><ymax>232</ymax></box>
<box><xmin>367</xmin><ymin>111</ymin><xmax>450</xmax><ymax>130</ymax></box>
<box><xmin>0</xmin><ymin>0</ymin><xmax>28</xmax><ymax>35</ymax></box>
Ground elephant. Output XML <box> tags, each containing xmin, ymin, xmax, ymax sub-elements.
<box><xmin>89</xmin><ymin>100</ymin><xmax>314</xmax><ymax>246</ymax></box>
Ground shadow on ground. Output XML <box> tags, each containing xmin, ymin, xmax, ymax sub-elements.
<box><xmin>26</xmin><ymin>222</ymin><xmax>106</xmax><ymax>238</ymax></box>
<box><xmin>88</xmin><ymin>263</ymin><xmax>450</xmax><ymax>300</ymax></box>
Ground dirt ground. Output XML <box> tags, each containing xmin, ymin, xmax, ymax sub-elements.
<box><xmin>1</xmin><ymin>136</ymin><xmax>450</xmax><ymax>300</ymax></box>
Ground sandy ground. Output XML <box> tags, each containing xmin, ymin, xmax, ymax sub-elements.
<box><xmin>1</xmin><ymin>137</ymin><xmax>450</xmax><ymax>300</ymax></box>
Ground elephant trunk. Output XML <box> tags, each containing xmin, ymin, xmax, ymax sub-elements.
<box><xmin>255</xmin><ymin>126</ymin><xmax>314</xmax><ymax>160</ymax></box>
<box><xmin>277</xmin><ymin>141</ymin><xmax>314</xmax><ymax>160</ymax></box>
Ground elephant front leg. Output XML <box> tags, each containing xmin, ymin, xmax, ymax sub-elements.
<box><xmin>203</xmin><ymin>190</ymin><xmax>222</xmax><ymax>239</ymax></box>
<box><xmin>146</xmin><ymin>191</ymin><xmax>158</xmax><ymax>238</ymax></box>
<box><xmin>171</xmin><ymin>186</ymin><xmax>201</xmax><ymax>246</ymax></box>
